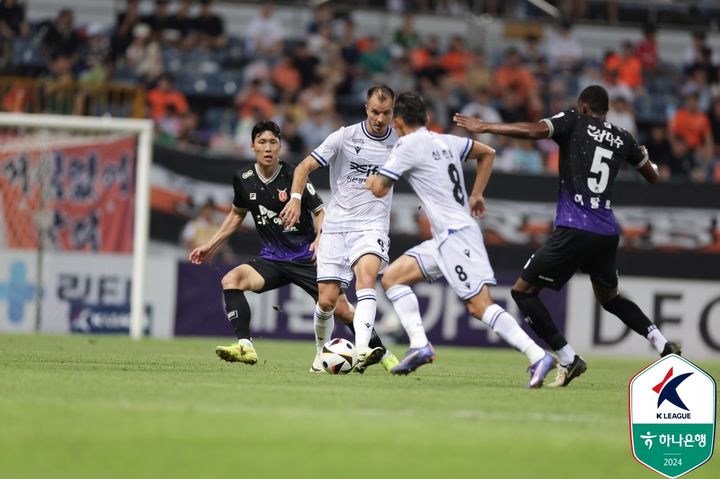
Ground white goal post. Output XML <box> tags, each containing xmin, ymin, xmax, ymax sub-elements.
<box><xmin>0</xmin><ymin>113</ymin><xmax>153</xmax><ymax>340</ymax></box>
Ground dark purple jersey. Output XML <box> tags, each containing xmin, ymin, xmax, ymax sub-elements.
<box><xmin>233</xmin><ymin>162</ymin><xmax>324</xmax><ymax>261</ymax></box>
<box><xmin>541</xmin><ymin>109</ymin><xmax>648</xmax><ymax>235</ymax></box>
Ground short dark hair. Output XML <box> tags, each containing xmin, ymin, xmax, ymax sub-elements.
<box><xmin>366</xmin><ymin>84</ymin><xmax>395</xmax><ymax>103</ymax></box>
<box><xmin>578</xmin><ymin>85</ymin><xmax>609</xmax><ymax>115</ymax></box>
<box><xmin>393</xmin><ymin>91</ymin><xmax>427</xmax><ymax>128</ymax></box>
<box><xmin>251</xmin><ymin>120</ymin><xmax>281</xmax><ymax>143</ymax></box>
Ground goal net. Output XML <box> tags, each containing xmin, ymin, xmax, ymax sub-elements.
<box><xmin>0</xmin><ymin>113</ymin><xmax>152</xmax><ymax>339</ymax></box>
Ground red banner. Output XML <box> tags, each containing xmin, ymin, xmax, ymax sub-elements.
<box><xmin>0</xmin><ymin>135</ymin><xmax>136</xmax><ymax>252</ymax></box>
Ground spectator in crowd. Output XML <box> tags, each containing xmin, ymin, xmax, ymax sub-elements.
<box><xmin>386</xmin><ymin>56</ymin><xmax>416</xmax><ymax>94</ymax></box>
<box><xmin>497</xmin><ymin>139</ymin><xmax>544</xmax><ymax>174</ymax></box>
<box><xmin>170</xmin><ymin>0</ymin><xmax>194</xmax><ymax>43</ymax></box>
<box><xmin>40</xmin><ymin>9</ymin><xmax>83</xmax><ymax>65</ymax></box>
<box><xmin>181</xmin><ymin>199</ymin><xmax>235</xmax><ymax>262</ymax></box>
<box><xmin>125</xmin><ymin>23</ymin><xmax>163</xmax><ymax>82</ymax></box>
<box><xmin>687</xmin><ymin>46</ymin><xmax>718</xmax><ymax>84</ymax></box>
<box><xmin>604</xmin><ymin>40</ymin><xmax>643</xmax><ymax>91</ymax></box>
<box><xmin>41</xmin><ymin>53</ymin><xmax>77</xmax><ymax>114</ymax></box>
<box><xmin>606</xmin><ymin>93</ymin><xmax>637</xmax><ymax>137</ymax></box>
<box><xmin>245</xmin><ymin>2</ymin><xmax>284</xmax><ymax>59</ymax></box>
<box><xmin>393</xmin><ymin>14</ymin><xmax>421</xmax><ymax>54</ymax></box>
<box><xmin>669</xmin><ymin>90</ymin><xmax>714</xmax><ymax>175</ymax></box>
<box><xmin>193</xmin><ymin>0</ymin><xmax>226</xmax><ymax>49</ymax></box>
<box><xmin>292</xmin><ymin>41</ymin><xmax>320</xmax><ymax>89</ymax></box>
<box><xmin>707</xmin><ymin>96</ymin><xmax>720</xmax><ymax>153</ymax></box>
<box><xmin>142</xmin><ymin>0</ymin><xmax>174</xmax><ymax>43</ymax></box>
<box><xmin>465</xmin><ymin>48</ymin><xmax>493</xmax><ymax>93</ymax></box>
<box><xmin>523</xmin><ymin>33</ymin><xmax>547</xmax><ymax>74</ymax></box>
<box><xmin>235</xmin><ymin>78</ymin><xmax>275</xmax><ymax>122</ymax></box>
<box><xmin>297</xmin><ymin>102</ymin><xmax>337</xmax><ymax>156</ymax></box>
<box><xmin>307</xmin><ymin>1</ymin><xmax>335</xmax><ymax>35</ymax></box>
<box><xmin>147</xmin><ymin>74</ymin><xmax>189</xmax><ymax>121</ymax></box>
<box><xmin>272</xmin><ymin>53</ymin><xmax>302</xmax><ymax>103</ymax></box>
<box><xmin>440</xmin><ymin>35</ymin><xmax>470</xmax><ymax>84</ymax></box>
<box><xmin>494</xmin><ymin>47</ymin><xmax>536</xmax><ymax>104</ymax></box>
<box><xmin>645</xmin><ymin>124</ymin><xmax>688</xmax><ymax>181</ymax></box>
<box><xmin>0</xmin><ymin>0</ymin><xmax>29</xmax><ymax>40</ymax></box>
<box><xmin>410</xmin><ymin>35</ymin><xmax>439</xmax><ymax>72</ymax></box>
<box><xmin>111</xmin><ymin>0</ymin><xmax>142</xmax><ymax>62</ymax></box>
<box><xmin>358</xmin><ymin>36</ymin><xmax>391</xmax><ymax>77</ymax></box>
<box><xmin>458</xmin><ymin>87</ymin><xmax>502</xmax><ymax>148</ymax></box>
<box><xmin>297</xmin><ymin>79</ymin><xmax>335</xmax><ymax>118</ymax></box>
<box><xmin>546</xmin><ymin>19</ymin><xmax>583</xmax><ymax>70</ymax></box>
<box><xmin>279</xmin><ymin>113</ymin><xmax>305</xmax><ymax>156</ymax></box>
<box><xmin>683</xmin><ymin>31</ymin><xmax>719</xmax><ymax>68</ymax></box>
<box><xmin>635</xmin><ymin>24</ymin><xmax>659</xmax><ymax>73</ymax></box>
<box><xmin>684</xmin><ymin>67</ymin><xmax>712</xmax><ymax>112</ymax></box>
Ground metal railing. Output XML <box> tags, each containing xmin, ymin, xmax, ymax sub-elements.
<box><xmin>0</xmin><ymin>76</ymin><xmax>146</xmax><ymax>119</ymax></box>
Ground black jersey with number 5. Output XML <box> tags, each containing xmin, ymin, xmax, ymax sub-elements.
<box><xmin>541</xmin><ymin>109</ymin><xmax>648</xmax><ymax>235</ymax></box>
<box><xmin>232</xmin><ymin>162</ymin><xmax>324</xmax><ymax>261</ymax></box>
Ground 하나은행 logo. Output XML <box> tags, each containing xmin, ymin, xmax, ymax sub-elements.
<box><xmin>629</xmin><ymin>354</ymin><xmax>716</xmax><ymax>478</ymax></box>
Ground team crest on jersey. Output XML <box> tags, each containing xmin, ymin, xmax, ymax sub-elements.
<box><xmin>277</xmin><ymin>188</ymin><xmax>288</xmax><ymax>202</ymax></box>
<box><xmin>242</xmin><ymin>170</ymin><xmax>253</xmax><ymax>179</ymax></box>
<box><xmin>249</xmin><ymin>193</ymin><xmax>256</xmax><ymax>200</ymax></box>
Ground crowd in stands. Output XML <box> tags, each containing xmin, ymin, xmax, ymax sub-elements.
<box><xmin>1</xmin><ymin>0</ymin><xmax>720</xmax><ymax>183</ymax></box>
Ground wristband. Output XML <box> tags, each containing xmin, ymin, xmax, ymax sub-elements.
<box><xmin>290</xmin><ymin>192</ymin><xmax>302</xmax><ymax>201</ymax></box>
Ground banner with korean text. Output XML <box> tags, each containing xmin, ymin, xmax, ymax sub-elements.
<box><xmin>0</xmin><ymin>134</ymin><xmax>136</xmax><ymax>252</ymax></box>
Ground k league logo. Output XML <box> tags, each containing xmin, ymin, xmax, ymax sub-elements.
<box><xmin>629</xmin><ymin>354</ymin><xmax>717</xmax><ymax>478</ymax></box>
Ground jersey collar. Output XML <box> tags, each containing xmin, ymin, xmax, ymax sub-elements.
<box><xmin>361</xmin><ymin>121</ymin><xmax>393</xmax><ymax>141</ymax></box>
<box><xmin>255</xmin><ymin>162</ymin><xmax>282</xmax><ymax>184</ymax></box>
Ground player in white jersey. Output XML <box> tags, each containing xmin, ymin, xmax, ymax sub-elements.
<box><xmin>367</xmin><ymin>91</ymin><xmax>557</xmax><ymax>388</ymax></box>
<box><xmin>279</xmin><ymin>85</ymin><xmax>399</xmax><ymax>373</ymax></box>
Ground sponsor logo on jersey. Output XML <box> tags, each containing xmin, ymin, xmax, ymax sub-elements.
<box><xmin>242</xmin><ymin>170</ymin><xmax>253</xmax><ymax>179</ymax></box>
<box><xmin>587</xmin><ymin>124</ymin><xmax>624</xmax><ymax>148</ymax></box>
<box><xmin>249</xmin><ymin>193</ymin><xmax>256</xmax><ymax>200</ymax></box>
<box><xmin>278</xmin><ymin>188</ymin><xmax>288</xmax><ymax>202</ymax></box>
<box><xmin>349</xmin><ymin>161</ymin><xmax>379</xmax><ymax>177</ymax></box>
<box><xmin>355</xmin><ymin>146</ymin><xmax>362</xmax><ymax>154</ymax></box>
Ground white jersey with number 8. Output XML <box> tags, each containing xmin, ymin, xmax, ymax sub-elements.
<box><xmin>379</xmin><ymin>127</ymin><xmax>475</xmax><ymax>244</ymax></box>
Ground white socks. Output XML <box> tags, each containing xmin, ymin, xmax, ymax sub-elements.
<box><xmin>353</xmin><ymin>288</ymin><xmax>377</xmax><ymax>352</ymax></box>
<box><xmin>482</xmin><ymin>304</ymin><xmax>545</xmax><ymax>364</ymax></box>
<box><xmin>386</xmin><ymin>284</ymin><xmax>428</xmax><ymax>349</ymax></box>
<box><xmin>238</xmin><ymin>338</ymin><xmax>253</xmax><ymax>347</ymax></box>
<box><xmin>647</xmin><ymin>327</ymin><xmax>668</xmax><ymax>354</ymax></box>
<box><xmin>313</xmin><ymin>304</ymin><xmax>335</xmax><ymax>354</ymax></box>
<box><xmin>557</xmin><ymin>345</ymin><xmax>577</xmax><ymax>365</ymax></box>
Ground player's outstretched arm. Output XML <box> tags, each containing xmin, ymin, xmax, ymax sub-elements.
<box><xmin>466</xmin><ymin>141</ymin><xmax>496</xmax><ymax>218</ymax></box>
<box><xmin>279</xmin><ymin>156</ymin><xmax>320</xmax><ymax>227</ymax></box>
<box><xmin>309</xmin><ymin>207</ymin><xmax>325</xmax><ymax>261</ymax></box>
<box><xmin>188</xmin><ymin>209</ymin><xmax>246</xmax><ymax>264</ymax></box>
<box><xmin>453</xmin><ymin>114</ymin><xmax>550</xmax><ymax>140</ymax></box>
<box><xmin>367</xmin><ymin>173</ymin><xmax>393</xmax><ymax>198</ymax></box>
<box><xmin>637</xmin><ymin>146</ymin><xmax>660</xmax><ymax>184</ymax></box>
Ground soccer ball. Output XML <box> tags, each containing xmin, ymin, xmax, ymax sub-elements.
<box><xmin>321</xmin><ymin>338</ymin><xmax>357</xmax><ymax>374</ymax></box>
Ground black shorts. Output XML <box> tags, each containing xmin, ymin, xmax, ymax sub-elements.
<box><xmin>521</xmin><ymin>227</ymin><xmax>619</xmax><ymax>291</ymax></box>
<box><xmin>247</xmin><ymin>258</ymin><xmax>319</xmax><ymax>300</ymax></box>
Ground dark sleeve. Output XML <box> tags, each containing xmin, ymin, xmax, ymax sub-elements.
<box><xmin>303</xmin><ymin>181</ymin><xmax>324</xmax><ymax>213</ymax></box>
<box><xmin>625</xmin><ymin>134</ymin><xmax>649</xmax><ymax>168</ymax></box>
<box><xmin>232</xmin><ymin>173</ymin><xmax>247</xmax><ymax>211</ymax></box>
<box><xmin>540</xmin><ymin>109</ymin><xmax>579</xmax><ymax>141</ymax></box>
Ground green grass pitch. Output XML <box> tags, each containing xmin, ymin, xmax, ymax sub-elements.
<box><xmin>1</xmin><ymin>334</ymin><xmax>717</xmax><ymax>479</ymax></box>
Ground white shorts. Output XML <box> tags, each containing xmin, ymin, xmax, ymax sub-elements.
<box><xmin>404</xmin><ymin>239</ymin><xmax>443</xmax><ymax>283</ymax></box>
<box><xmin>436</xmin><ymin>225</ymin><xmax>496</xmax><ymax>300</ymax></box>
<box><xmin>316</xmin><ymin>230</ymin><xmax>390</xmax><ymax>287</ymax></box>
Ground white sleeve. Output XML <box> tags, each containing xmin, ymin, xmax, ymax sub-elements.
<box><xmin>309</xmin><ymin>127</ymin><xmax>344</xmax><ymax>168</ymax></box>
<box><xmin>379</xmin><ymin>142</ymin><xmax>413</xmax><ymax>180</ymax></box>
<box><xmin>446</xmin><ymin>134</ymin><xmax>474</xmax><ymax>162</ymax></box>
